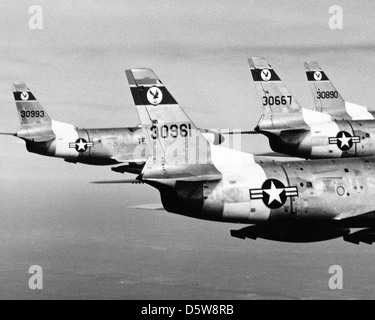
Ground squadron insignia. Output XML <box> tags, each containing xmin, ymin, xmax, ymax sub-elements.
<box><xmin>147</xmin><ymin>86</ymin><xmax>163</xmax><ymax>105</ymax></box>
<box><xmin>20</xmin><ymin>92</ymin><xmax>29</xmax><ymax>101</ymax></box>
<box><xmin>314</xmin><ymin>71</ymin><xmax>322</xmax><ymax>81</ymax></box>
<box><xmin>260</xmin><ymin>69</ymin><xmax>272</xmax><ymax>82</ymax></box>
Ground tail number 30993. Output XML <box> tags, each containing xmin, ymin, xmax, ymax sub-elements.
<box><xmin>20</xmin><ymin>110</ymin><xmax>45</xmax><ymax>118</ymax></box>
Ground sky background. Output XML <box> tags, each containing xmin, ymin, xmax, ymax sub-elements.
<box><xmin>1</xmin><ymin>0</ymin><xmax>375</xmax><ymax>299</ymax></box>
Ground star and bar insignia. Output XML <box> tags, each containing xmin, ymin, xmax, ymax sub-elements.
<box><xmin>69</xmin><ymin>138</ymin><xmax>94</xmax><ymax>152</ymax></box>
<box><xmin>328</xmin><ymin>131</ymin><xmax>360</xmax><ymax>151</ymax></box>
<box><xmin>250</xmin><ymin>179</ymin><xmax>298</xmax><ymax>209</ymax></box>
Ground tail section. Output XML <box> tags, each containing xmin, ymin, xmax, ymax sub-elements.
<box><xmin>304</xmin><ymin>62</ymin><xmax>373</xmax><ymax>120</ymax></box>
<box><xmin>13</xmin><ymin>83</ymin><xmax>51</xmax><ymax>126</ymax></box>
<box><xmin>248</xmin><ymin>57</ymin><xmax>305</xmax><ymax>130</ymax></box>
<box><xmin>13</xmin><ymin>83</ymin><xmax>55</xmax><ymax>142</ymax></box>
<box><xmin>304</xmin><ymin>62</ymin><xmax>346</xmax><ymax>119</ymax></box>
<box><xmin>125</xmin><ymin>69</ymin><xmax>219</xmax><ymax>179</ymax></box>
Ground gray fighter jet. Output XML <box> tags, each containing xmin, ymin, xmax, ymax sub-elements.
<box><xmin>1</xmin><ymin>83</ymin><xmax>223</xmax><ymax>174</ymax></box>
<box><xmin>248</xmin><ymin>57</ymin><xmax>375</xmax><ymax>159</ymax></box>
<box><xmin>95</xmin><ymin>68</ymin><xmax>375</xmax><ymax>245</ymax></box>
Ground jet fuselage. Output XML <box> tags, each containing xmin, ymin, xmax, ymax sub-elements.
<box><xmin>261</xmin><ymin>119</ymin><xmax>375</xmax><ymax>159</ymax></box>
<box><xmin>149</xmin><ymin>145</ymin><xmax>375</xmax><ymax>226</ymax></box>
<box><xmin>21</xmin><ymin>122</ymin><xmax>148</xmax><ymax>166</ymax></box>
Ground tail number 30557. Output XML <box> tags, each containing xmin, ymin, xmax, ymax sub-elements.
<box><xmin>150</xmin><ymin>123</ymin><xmax>192</xmax><ymax>139</ymax></box>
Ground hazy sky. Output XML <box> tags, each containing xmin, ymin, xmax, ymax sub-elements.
<box><xmin>1</xmin><ymin>0</ymin><xmax>375</xmax><ymax>299</ymax></box>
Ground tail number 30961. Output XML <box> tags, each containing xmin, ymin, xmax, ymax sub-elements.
<box><xmin>150</xmin><ymin>123</ymin><xmax>192</xmax><ymax>140</ymax></box>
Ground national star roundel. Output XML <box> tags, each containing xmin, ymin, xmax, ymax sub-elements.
<box><xmin>69</xmin><ymin>138</ymin><xmax>94</xmax><ymax>153</ymax></box>
<box><xmin>250</xmin><ymin>179</ymin><xmax>299</xmax><ymax>209</ymax></box>
<box><xmin>328</xmin><ymin>131</ymin><xmax>360</xmax><ymax>151</ymax></box>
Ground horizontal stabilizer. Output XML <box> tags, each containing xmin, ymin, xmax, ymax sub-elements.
<box><xmin>254</xmin><ymin>152</ymin><xmax>304</xmax><ymax>159</ymax></box>
<box><xmin>111</xmin><ymin>156</ymin><xmax>147</xmax><ymax>164</ymax></box>
<box><xmin>111</xmin><ymin>163</ymin><xmax>145</xmax><ymax>174</ymax></box>
<box><xmin>222</xmin><ymin>130</ymin><xmax>259</xmax><ymax>135</ymax></box>
<box><xmin>131</xmin><ymin>203</ymin><xmax>165</xmax><ymax>211</ymax></box>
<box><xmin>169</xmin><ymin>174</ymin><xmax>222</xmax><ymax>181</ymax></box>
<box><xmin>0</xmin><ymin>132</ymin><xmax>16</xmax><ymax>136</ymax></box>
<box><xmin>91</xmin><ymin>179</ymin><xmax>144</xmax><ymax>184</ymax></box>
<box><xmin>28</xmin><ymin>134</ymin><xmax>56</xmax><ymax>142</ymax></box>
<box><xmin>93</xmin><ymin>174</ymin><xmax>222</xmax><ymax>183</ymax></box>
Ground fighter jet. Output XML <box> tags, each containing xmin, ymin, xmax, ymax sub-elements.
<box><xmin>0</xmin><ymin>83</ymin><xmax>223</xmax><ymax>174</ymax></box>
<box><xmin>95</xmin><ymin>68</ymin><xmax>375</xmax><ymax>245</ymax></box>
<box><xmin>248</xmin><ymin>57</ymin><xmax>375</xmax><ymax>159</ymax></box>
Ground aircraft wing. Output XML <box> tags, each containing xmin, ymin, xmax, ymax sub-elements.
<box><xmin>131</xmin><ymin>203</ymin><xmax>165</xmax><ymax>211</ymax></box>
<box><xmin>111</xmin><ymin>156</ymin><xmax>146</xmax><ymax>164</ymax></box>
<box><xmin>254</xmin><ymin>152</ymin><xmax>303</xmax><ymax>158</ymax></box>
<box><xmin>26</xmin><ymin>135</ymin><xmax>56</xmax><ymax>142</ymax></box>
<box><xmin>222</xmin><ymin>130</ymin><xmax>259</xmax><ymax>135</ymax></box>
<box><xmin>0</xmin><ymin>131</ymin><xmax>55</xmax><ymax>142</ymax></box>
<box><xmin>91</xmin><ymin>179</ymin><xmax>143</xmax><ymax>184</ymax></box>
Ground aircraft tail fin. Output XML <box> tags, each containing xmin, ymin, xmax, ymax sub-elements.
<box><xmin>304</xmin><ymin>62</ymin><xmax>347</xmax><ymax>119</ymax></box>
<box><xmin>13</xmin><ymin>83</ymin><xmax>52</xmax><ymax>125</ymax></box>
<box><xmin>248</xmin><ymin>57</ymin><xmax>305</xmax><ymax>130</ymax></box>
<box><xmin>125</xmin><ymin>69</ymin><xmax>218</xmax><ymax>179</ymax></box>
<box><xmin>13</xmin><ymin>83</ymin><xmax>55</xmax><ymax>142</ymax></box>
<box><xmin>305</xmin><ymin>62</ymin><xmax>375</xmax><ymax>120</ymax></box>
